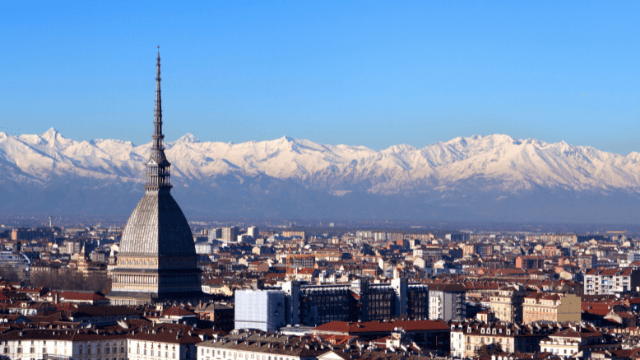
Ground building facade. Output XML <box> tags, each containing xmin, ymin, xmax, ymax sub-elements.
<box><xmin>489</xmin><ymin>286</ymin><xmax>527</xmax><ymax>323</ymax></box>
<box><xmin>428</xmin><ymin>284</ymin><xmax>466</xmax><ymax>321</ymax></box>
<box><xmin>235</xmin><ymin>290</ymin><xmax>286</xmax><ymax>331</ymax></box>
<box><xmin>234</xmin><ymin>278</ymin><xmax>429</xmax><ymax>330</ymax></box>
<box><xmin>584</xmin><ymin>268</ymin><xmax>640</xmax><ymax>295</ymax></box>
<box><xmin>522</xmin><ymin>293</ymin><xmax>581</xmax><ymax>324</ymax></box>
<box><xmin>450</xmin><ymin>321</ymin><xmax>561</xmax><ymax>358</ymax></box>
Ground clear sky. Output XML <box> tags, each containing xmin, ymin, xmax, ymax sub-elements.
<box><xmin>2</xmin><ymin>1</ymin><xmax>640</xmax><ymax>154</ymax></box>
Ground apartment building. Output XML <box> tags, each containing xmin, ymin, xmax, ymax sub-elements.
<box><xmin>0</xmin><ymin>329</ymin><xmax>125</xmax><ymax>360</ymax></box>
<box><xmin>450</xmin><ymin>321</ymin><xmax>561</xmax><ymax>358</ymax></box>
<box><xmin>413</xmin><ymin>246</ymin><xmax>443</xmax><ymax>266</ymax></box>
<box><xmin>197</xmin><ymin>333</ymin><xmax>321</xmax><ymax>360</ymax></box>
<box><xmin>489</xmin><ymin>286</ymin><xmax>528</xmax><ymax>323</ymax></box>
<box><xmin>516</xmin><ymin>256</ymin><xmax>545</xmax><ymax>270</ymax></box>
<box><xmin>281</xmin><ymin>231</ymin><xmax>306</xmax><ymax>242</ymax></box>
<box><xmin>221</xmin><ymin>227</ymin><xmax>239</xmax><ymax>243</ymax></box>
<box><xmin>0</xmin><ymin>324</ymin><xmax>205</xmax><ymax>360</ymax></box>
<box><xmin>522</xmin><ymin>293</ymin><xmax>581</xmax><ymax>324</ymax></box>
<box><xmin>584</xmin><ymin>268</ymin><xmax>640</xmax><ymax>295</ymax></box>
<box><xmin>539</xmin><ymin>326</ymin><xmax>617</xmax><ymax>358</ymax></box>
<box><xmin>428</xmin><ymin>284</ymin><xmax>466</xmax><ymax>321</ymax></box>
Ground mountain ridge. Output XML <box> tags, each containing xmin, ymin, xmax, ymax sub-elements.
<box><xmin>1</xmin><ymin>129</ymin><xmax>639</xmax><ymax>223</ymax></box>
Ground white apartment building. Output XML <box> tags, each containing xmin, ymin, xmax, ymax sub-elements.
<box><xmin>0</xmin><ymin>329</ymin><xmax>127</xmax><ymax>360</ymax></box>
<box><xmin>539</xmin><ymin>326</ymin><xmax>615</xmax><ymax>358</ymax></box>
<box><xmin>0</xmin><ymin>324</ymin><xmax>207</xmax><ymax>360</ymax></box>
<box><xmin>196</xmin><ymin>333</ymin><xmax>320</xmax><ymax>360</ymax></box>
<box><xmin>584</xmin><ymin>268</ymin><xmax>640</xmax><ymax>295</ymax></box>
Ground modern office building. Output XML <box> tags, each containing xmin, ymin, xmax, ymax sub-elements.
<box><xmin>235</xmin><ymin>276</ymin><xmax>429</xmax><ymax>329</ymax></box>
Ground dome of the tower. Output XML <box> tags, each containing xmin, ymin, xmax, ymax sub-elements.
<box><xmin>118</xmin><ymin>191</ymin><xmax>197</xmax><ymax>257</ymax></box>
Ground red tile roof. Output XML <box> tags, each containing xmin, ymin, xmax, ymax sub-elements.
<box><xmin>313</xmin><ymin>320</ymin><xmax>449</xmax><ymax>334</ymax></box>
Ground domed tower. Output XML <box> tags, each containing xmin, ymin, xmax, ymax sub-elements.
<box><xmin>107</xmin><ymin>49</ymin><xmax>202</xmax><ymax>305</ymax></box>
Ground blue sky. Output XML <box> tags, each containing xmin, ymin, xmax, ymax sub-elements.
<box><xmin>2</xmin><ymin>1</ymin><xmax>640</xmax><ymax>154</ymax></box>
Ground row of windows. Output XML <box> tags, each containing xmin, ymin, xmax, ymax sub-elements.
<box><xmin>79</xmin><ymin>347</ymin><xmax>125</xmax><ymax>355</ymax></box>
<box><xmin>201</xmin><ymin>348</ymin><xmax>296</xmax><ymax>360</ymax></box>
<box><xmin>132</xmin><ymin>348</ymin><xmax>177</xmax><ymax>358</ymax></box>
<box><xmin>3</xmin><ymin>347</ymin><xmax>61</xmax><ymax>354</ymax></box>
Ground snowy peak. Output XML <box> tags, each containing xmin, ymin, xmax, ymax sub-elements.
<box><xmin>174</xmin><ymin>133</ymin><xmax>200</xmax><ymax>144</ymax></box>
<box><xmin>41</xmin><ymin>127</ymin><xmax>61</xmax><ymax>140</ymax></box>
<box><xmin>1</xmin><ymin>131</ymin><xmax>640</xmax><ymax>195</ymax></box>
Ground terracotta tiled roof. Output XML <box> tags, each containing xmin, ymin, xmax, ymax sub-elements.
<box><xmin>163</xmin><ymin>306</ymin><xmax>196</xmax><ymax>317</ymax></box>
<box><xmin>313</xmin><ymin>320</ymin><xmax>449</xmax><ymax>334</ymax></box>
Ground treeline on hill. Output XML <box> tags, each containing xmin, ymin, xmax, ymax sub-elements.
<box><xmin>0</xmin><ymin>266</ymin><xmax>111</xmax><ymax>295</ymax></box>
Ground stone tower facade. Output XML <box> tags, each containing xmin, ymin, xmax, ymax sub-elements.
<box><xmin>107</xmin><ymin>50</ymin><xmax>202</xmax><ymax>305</ymax></box>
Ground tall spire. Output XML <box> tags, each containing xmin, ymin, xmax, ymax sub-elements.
<box><xmin>153</xmin><ymin>46</ymin><xmax>163</xmax><ymax>151</ymax></box>
<box><xmin>145</xmin><ymin>47</ymin><xmax>172</xmax><ymax>192</ymax></box>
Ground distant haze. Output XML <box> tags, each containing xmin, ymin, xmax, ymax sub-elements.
<box><xmin>1</xmin><ymin>129</ymin><xmax>640</xmax><ymax>224</ymax></box>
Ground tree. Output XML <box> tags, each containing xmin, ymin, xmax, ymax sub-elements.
<box><xmin>29</xmin><ymin>270</ymin><xmax>111</xmax><ymax>293</ymax></box>
<box><xmin>0</xmin><ymin>266</ymin><xmax>24</xmax><ymax>282</ymax></box>
<box><xmin>477</xmin><ymin>343</ymin><xmax>503</xmax><ymax>358</ymax></box>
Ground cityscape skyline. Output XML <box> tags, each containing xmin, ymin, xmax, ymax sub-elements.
<box><xmin>4</xmin><ymin>3</ymin><xmax>640</xmax><ymax>359</ymax></box>
<box><xmin>3</xmin><ymin>1</ymin><xmax>640</xmax><ymax>155</ymax></box>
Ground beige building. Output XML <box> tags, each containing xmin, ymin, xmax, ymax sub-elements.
<box><xmin>450</xmin><ymin>321</ymin><xmax>561</xmax><ymax>358</ymax></box>
<box><xmin>539</xmin><ymin>326</ymin><xmax>616</xmax><ymax>358</ymax></box>
<box><xmin>489</xmin><ymin>286</ymin><xmax>528</xmax><ymax>323</ymax></box>
<box><xmin>522</xmin><ymin>293</ymin><xmax>581</xmax><ymax>324</ymax></box>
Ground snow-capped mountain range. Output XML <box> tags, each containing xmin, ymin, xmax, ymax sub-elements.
<box><xmin>1</xmin><ymin>128</ymin><xmax>639</xmax><ymax>223</ymax></box>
